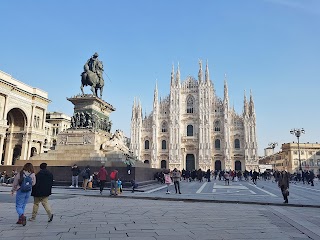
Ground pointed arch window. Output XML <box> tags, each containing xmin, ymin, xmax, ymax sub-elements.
<box><xmin>162</xmin><ymin>140</ymin><xmax>167</xmax><ymax>150</ymax></box>
<box><xmin>214</xmin><ymin>120</ymin><xmax>221</xmax><ymax>132</ymax></box>
<box><xmin>144</xmin><ymin>140</ymin><xmax>150</xmax><ymax>150</ymax></box>
<box><xmin>234</xmin><ymin>139</ymin><xmax>240</xmax><ymax>149</ymax></box>
<box><xmin>215</xmin><ymin>139</ymin><xmax>221</xmax><ymax>150</ymax></box>
<box><xmin>187</xmin><ymin>125</ymin><xmax>193</xmax><ymax>136</ymax></box>
<box><xmin>186</xmin><ymin>95</ymin><xmax>194</xmax><ymax>113</ymax></box>
<box><xmin>161</xmin><ymin>121</ymin><xmax>168</xmax><ymax>132</ymax></box>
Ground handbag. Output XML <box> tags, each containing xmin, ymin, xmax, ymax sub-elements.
<box><xmin>282</xmin><ymin>188</ymin><xmax>289</xmax><ymax>197</ymax></box>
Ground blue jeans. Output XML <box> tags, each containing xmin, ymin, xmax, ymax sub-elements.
<box><xmin>16</xmin><ymin>189</ymin><xmax>31</xmax><ymax>217</ymax></box>
<box><xmin>110</xmin><ymin>180</ymin><xmax>117</xmax><ymax>195</ymax></box>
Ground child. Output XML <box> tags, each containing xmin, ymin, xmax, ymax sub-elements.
<box><xmin>117</xmin><ymin>179</ymin><xmax>122</xmax><ymax>194</ymax></box>
<box><xmin>164</xmin><ymin>170</ymin><xmax>172</xmax><ymax>194</ymax></box>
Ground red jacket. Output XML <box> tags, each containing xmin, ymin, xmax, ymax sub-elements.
<box><xmin>97</xmin><ymin>167</ymin><xmax>108</xmax><ymax>181</ymax></box>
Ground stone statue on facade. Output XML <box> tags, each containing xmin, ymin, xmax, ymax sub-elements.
<box><xmin>80</xmin><ymin>52</ymin><xmax>104</xmax><ymax>98</ymax></box>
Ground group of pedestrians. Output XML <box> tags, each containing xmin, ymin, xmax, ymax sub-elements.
<box><xmin>11</xmin><ymin>162</ymin><xmax>53</xmax><ymax>226</ymax></box>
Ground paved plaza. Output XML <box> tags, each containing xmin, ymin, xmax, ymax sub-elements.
<box><xmin>1</xmin><ymin>179</ymin><xmax>320</xmax><ymax>240</ymax></box>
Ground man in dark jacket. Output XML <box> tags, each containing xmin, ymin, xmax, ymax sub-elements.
<box><xmin>29</xmin><ymin>163</ymin><xmax>53</xmax><ymax>222</ymax></box>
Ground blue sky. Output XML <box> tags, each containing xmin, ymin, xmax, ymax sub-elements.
<box><xmin>1</xmin><ymin>0</ymin><xmax>319</xmax><ymax>155</ymax></box>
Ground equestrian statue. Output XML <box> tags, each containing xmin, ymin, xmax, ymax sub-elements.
<box><xmin>80</xmin><ymin>52</ymin><xmax>104</xmax><ymax>98</ymax></box>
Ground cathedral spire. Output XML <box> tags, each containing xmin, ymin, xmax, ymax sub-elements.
<box><xmin>224</xmin><ymin>74</ymin><xmax>229</xmax><ymax>100</ymax></box>
<box><xmin>170</xmin><ymin>63</ymin><xmax>175</xmax><ymax>86</ymax></box>
<box><xmin>198</xmin><ymin>59</ymin><xmax>203</xmax><ymax>83</ymax></box>
<box><xmin>243</xmin><ymin>90</ymin><xmax>249</xmax><ymax>116</ymax></box>
<box><xmin>205</xmin><ymin>60</ymin><xmax>210</xmax><ymax>84</ymax></box>
<box><xmin>176</xmin><ymin>62</ymin><xmax>180</xmax><ymax>85</ymax></box>
<box><xmin>153</xmin><ymin>80</ymin><xmax>158</xmax><ymax>103</ymax></box>
<box><xmin>249</xmin><ymin>89</ymin><xmax>255</xmax><ymax>116</ymax></box>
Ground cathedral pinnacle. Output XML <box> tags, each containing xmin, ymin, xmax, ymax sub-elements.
<box><xmin>224</xmin><ymin>74</ymin><xmax>229</xmax><ymax>100</ymax></box>
<box><xmin>171</xmin><ymin>63</ymin><xmax>175</xmax><ymax>86</ymax></box>
<box><xmin>205</xmin><ymin>60</ymin><xmax>210</xmax><ymax>84</ymax></box>
<box><xmin>176</xmin><ymin>62</ymin><xmax>180</xmax><ymax>85</ymax></box>
<box><xmin>198</xmin><ymin>59</ymin><xmax>203</xmax><ymax>83</ymax></box>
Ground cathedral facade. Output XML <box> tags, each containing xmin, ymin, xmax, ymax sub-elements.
<box><xmin>130</xmin><ymin>61</ymin><xmax>258</xmax><ymax>171</ymax></box>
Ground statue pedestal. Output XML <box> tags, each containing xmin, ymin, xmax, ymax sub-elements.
<box><xmin>67</xmin><ymin>94</ymin><xmax>116</xmax><ymax>124</ymax></box>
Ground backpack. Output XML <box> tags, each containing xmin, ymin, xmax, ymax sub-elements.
<box><xmin>110</xmin><ymin>171</ymin><xmax>116</xmax><ymax>180</ymax></box>
<box><xmin>20</xmin><ymin>173</ymin><xmax>32</xmax><ymax>192</ymax></box>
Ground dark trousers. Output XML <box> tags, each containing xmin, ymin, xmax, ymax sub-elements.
<box><xmin>174</xmin><ymin>181</ymin><xmax>181</xmax><ymax>193</ymax></box>
<box><xmin>99</xmin><ymin>180</ymin><xmax>106</xmax><ymax>192</ymax></box>
<box><xmin>280</xmin><ymin>185</ymin><xmax>288</xmax><ymax>202</ymax></box>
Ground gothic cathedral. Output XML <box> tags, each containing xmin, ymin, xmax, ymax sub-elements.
<box><xmin>130</xmin><ymin>61</ymin><xmax>258</xmax><ymax>171</ymax></box>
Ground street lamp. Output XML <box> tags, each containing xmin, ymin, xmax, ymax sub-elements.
<box><xmin>290</xmin><ymin>128</ymin><xmax>305</xmax><ymax>171</ymax></box>
<box><xmin>269</xmin><ymin>142</ymin><xmax>278</xmax><ymax>171</ymax></box>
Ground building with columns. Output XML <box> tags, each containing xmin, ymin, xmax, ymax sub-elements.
<box><xmin>0</xmin><ymin>70</ymin><xmax>50</xmax><ymax>165</ymax></box>
<box><xmin>130</xmin><ymin>61</ymin><xmax>258</xmax><ymax>171</ymax></box>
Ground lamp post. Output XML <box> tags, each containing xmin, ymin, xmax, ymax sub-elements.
<box><xmin>290</xmin><ymin>128</ymin><xmax>305</xmax><ymax>171</ymax></box>
<box><xmin>269</xmin><ymin>142</ymin><xmax>278</xmax><ymax>171</ymax></box>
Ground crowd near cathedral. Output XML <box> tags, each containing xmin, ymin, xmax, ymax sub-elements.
<box><xmin>131</xmin><ymin>60</ymin><xmax>258</xmax><ymax>171</ymax></box>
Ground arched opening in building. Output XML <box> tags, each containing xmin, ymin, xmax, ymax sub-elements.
<box><xmin>161</xmin><ymin>160</ymin><xmax>167</xmax><ymax>169</ymax></box>
<box><xmin>215</xmin><ymin>139</ymin><xmax>221</xmax><ymax>150</ymax></box>
<box><xmin>4</xmin><ymin>108</ymin><xmax>27</xmax><ymax>165</ymax></box>
<box><xmin>161</xmin><ymin>140</ymin><xmax>166</xmax><ymax>150</ymax></box>
<box><xmin>144</xmin><ymin>160</ymin><xmax>150</xmax><ymax>164</ymax></box>
<box><xmin>12</xmin><ymin>145</ymin><xmax>22</xmax><ymax>165</ymax></box>
<box><xmin>215</xmin><ymin>160</ymin><xmax>222</xmax><ymax>171</ymax></box>
<box><xmin>30</xmin><ymin>147</ymin><xmax>37</xmax><ymax>157</ymax></box>
<box><xmin>186</xmin><ymin>154</ymin><xmax>195</xmax><ymax>171</ymax></box>
<box><xmin>144</xmin><ymin>140</ymin><xmax>150</xmax><ymax>149</ymax></box>
<box><xmin>187</xmin><ymin>125</ymin><xmax>193</xmax><ymax>136</ymax></box>
<box><xmin>235</xmin><ymin>160</ymin><xmax>242</xmax><ymax>171</ymax></box>
<box><xmin>234</xmin><ymin>139</ymin><xmax>240</xmax><ymax>149</ymax></box>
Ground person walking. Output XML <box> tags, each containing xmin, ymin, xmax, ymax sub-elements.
<box><xmin>11</xmin><ymin>163</ymin><xmax>36</xmax><ymax>226</ymax></box>
<box><xmin>70</xmin><ymin>164</ymin><xmax>80</xmax><ymax>188</ymax></box>
<box><xmin>278</xmin><ymin>170</ymin><xmax>290</xmax><ymax>204</ymax></box>
<box><xmin>172</xmin><ymin>168</ymin><xmax>181</xmax><ymax>194</ymax></box>
<box><xmin>97</xmin><ymin>165</ymin><xmax>108</xmax><ymax>194</ymax></box>
<box><xmin>29</xmin><ymin>163</ymin><xmax>53</xmax><ymax>222</ymax></box>
<box><xmin>109</xmin><ymin>169</ymin><xmax>118</xmax><ymax>196</ymax></box>
<box><xmin>252</xmin><ymin>170</ymin><xmax>259</xmax><ymax>185</ymax></box>
<box><xmin>164</xmin><ymin>170</ymin><xmax>172</xmax><ymax>194</ymax></box>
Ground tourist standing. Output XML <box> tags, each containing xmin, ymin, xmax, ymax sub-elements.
<box><xmin>224</xmin><ymin>171</ymin><xmax>230</xmax><ymax>186</ymax></box>
<box><xmin>82</xmin><ymin>165</ymin><xmax>91</xmax><ymax>190</ymax></box>
<box><xmin>29</xmin><ymin>163</ymin><xmax>54</xmax><ymax>222</ymax></box>
<box><xmin>109</xmin><ymin>169</ymin><xmax>118</xmax><ymax>196</ymax></box>
<box><xmin>278</xmin><ymin>170</ymin><xmax>290</xmax><ymax>204</ymax></box>
<box><xmin>11</xmin><ymin>163</ymin><xmax>36</xmax><ymax>226</ymax></box>
<box><xmin>172</xmin><ymin>168</ymin><xmax>181</xmax><ymax>194</ymax></box>
<box><xmin>97</xmin><ymin>165</ymin><xmax>107</xmax><ymax>194</ymax></box>
<box><xmin>206</xmin><ymin>169</ymin><xmax>211</xmax><ymax>182</ymax></box>
<box><xmin>70</xmin><ymin>164</ymin><xmax>80</xmax><ymax>188</ymax></box>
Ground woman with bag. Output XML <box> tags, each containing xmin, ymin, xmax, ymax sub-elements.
<box><xmin>11</xmin><ymin>163</ymin><xmax>36</xmax><ymax>226</ymax></box>
<box><xmin>278</xmin><ymin>170</ymin><xmax>290</xmax><ymax>204</ymax></box>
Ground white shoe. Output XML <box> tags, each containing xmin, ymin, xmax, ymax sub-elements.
<box><xmin>76</xmin><ymin>185</ymin><xmax>78</xmax><ymax>188</ymax></box>
<box><xmin>69</xmin><ymin>185</ymin><xmax>74</xmax><ymax>188</ymax></box>
<box><xmin>166</xmin><ymin>191</ymin><xmax>170</xmax><ymax>194</ymax></box>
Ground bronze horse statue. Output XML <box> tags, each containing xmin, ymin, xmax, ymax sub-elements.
<box><xmin>80</xmin><ymin>61</ymin><xmax>104</xmax><ymax>98</ymax></box>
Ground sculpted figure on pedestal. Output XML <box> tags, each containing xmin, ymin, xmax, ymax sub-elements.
<box><xmin>80</xmin><ymin>52</ymin><xmax>105</xmax><ymax>98</ymax></box>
